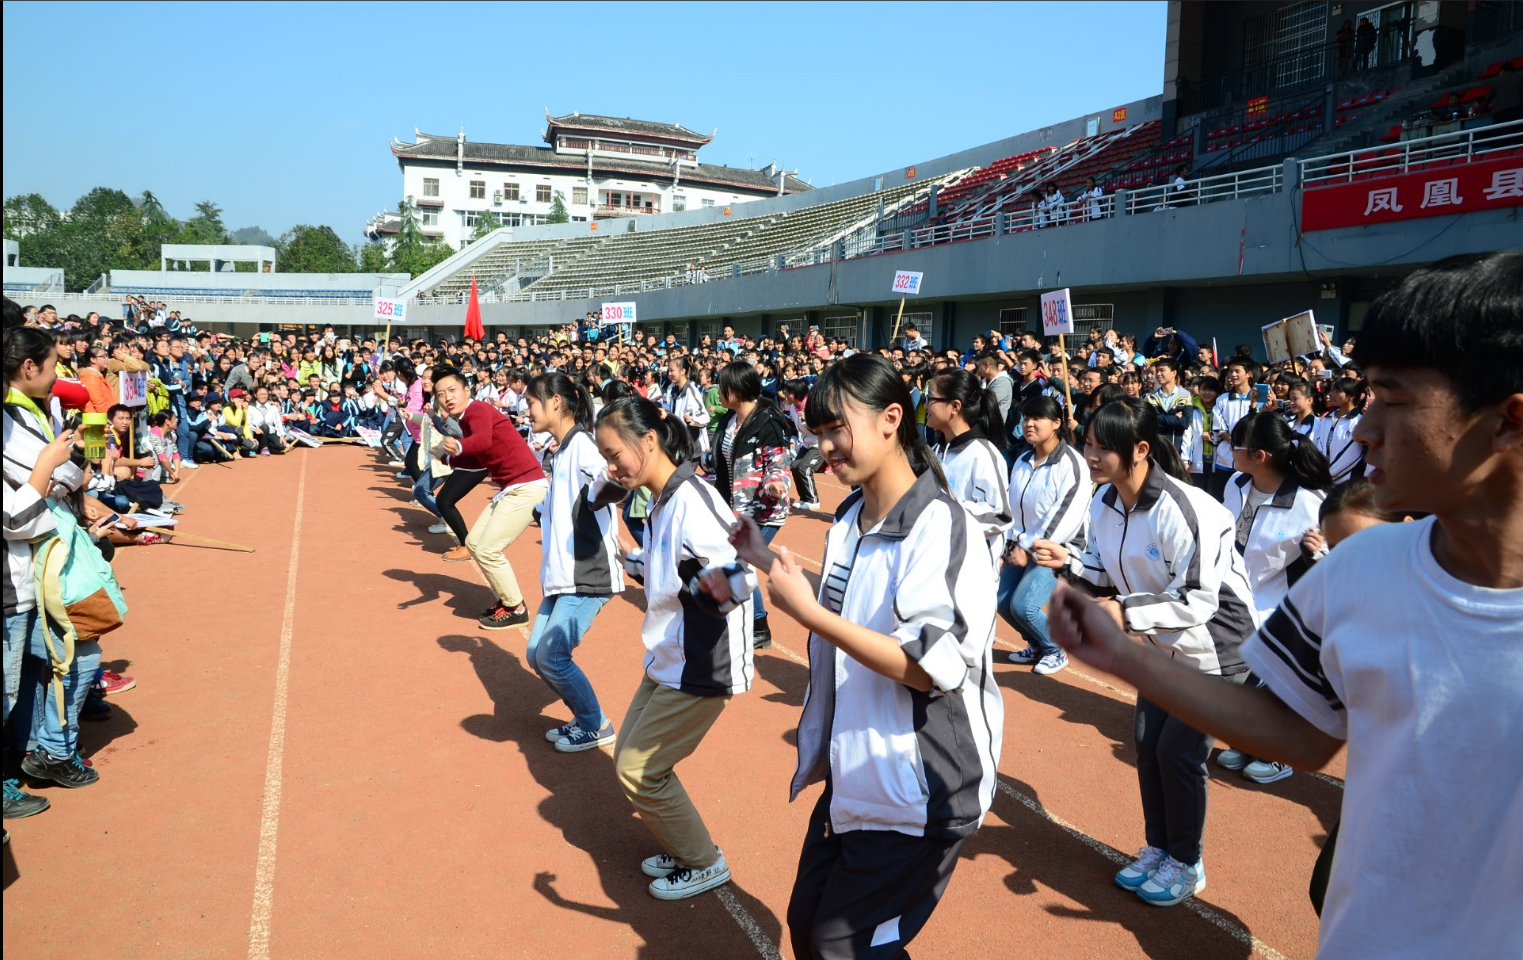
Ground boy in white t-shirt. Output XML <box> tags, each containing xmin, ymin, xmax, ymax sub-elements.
<box><xmin>1045</xmin><ymin>251</ymin><xmax>1523</xmax><ymax>957</ymax></box>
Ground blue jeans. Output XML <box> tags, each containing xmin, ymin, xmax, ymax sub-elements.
<box><xmin>526</xmin><ymin>594</ymin><xmax>611</xmax><ymax>734</ymax></box>
<box><xmin>412</xmin><ymin>465</ymin><xmax>441</xmax><ymax>517</ymax></box>
<box><xmin>9</xmin><ymin>611</ymin><xmax>100</xmax><ymax>758</ymax></box>
<box><xmin>623</xmin><ymin>498</ymin><xmax>645</xmax><ymax>549</ymax></box>
<box><xmin>997</xmin><ymin>557</ymin><xmax>1059</xmax><ymax>656</ymax></box>
<box><xmin>753</xmin><ymin>524</ymin><xmax>781</xmax><ymax>619</ymax></box>
<box><xmin>3</xmin><ymin>610</ymin><xmax>31</xmax><ymax>728</ymax></box>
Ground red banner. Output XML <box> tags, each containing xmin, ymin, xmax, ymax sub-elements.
<box><xmin>1246</xmin><ymin>96</ymin><xmax>1268</xmax><ymax>117</ymax></box>
<box><xmin>1112</xmin><ymin>107</ymin><xmax>1128</xmax><ymax>123</ymax></box>
<box><xmin>1301</xmin><ymin>154</ymin><xmax>1523</xmax><ymax>232</ymax></box>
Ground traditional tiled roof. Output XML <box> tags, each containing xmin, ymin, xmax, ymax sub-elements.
<box><xmin>391</xmin><ymin>133</ymin><xmax>811</xmax><ymax>195</ymax></box>
<box><xmin>545</xmin><ymin>111</ymin><xmax>713</xmax><ymax>145</ymax></box>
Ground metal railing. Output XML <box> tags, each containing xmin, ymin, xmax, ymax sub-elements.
<box><xmin>1124</xmin><ymin>164</ymin><xmax>1284</xmax><ymax>214</ymax></box>
<box><xmin>17</xmin><ymin>290</ymin><xmax>380</xmax><ymax>308</ymax></box>
<box><xmin>1299</xmin><ymin>117</ymin><xmax>1523</xmax><ymax>186</ymax></box>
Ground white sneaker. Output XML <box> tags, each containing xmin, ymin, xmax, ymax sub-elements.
<box><xmin>648</xmin><ymin>853</ymin><xmax>731</xmax><ymax>900</ymax></box>
<box><xmin>793</xmin><ymin>500</ymin><xmax>820</xmax><ymax>511</ymax></box>
<box><xmin>1243</xmin><ymin>760</ymin><xmax>1294</xmax><ymax>784</ymax></box>
<box><xmin>1137</xmin><ymin>857</ymin><xmax>1206</xmax><ymax>906</ymax></box>
<box><xmin>409</xmin><ymin>499</ymin><xmax>423</xmax><ymax>508</ymax></box>
<box><xmin>1115</xmin><ymin>845</ymin><xmax>1167</xmax><ymax>891</ymax></box>
<box><xmin>388</xmin><ymin>459</ymin><xmax>404</xmax><ymax>467</ymax></box>
<box><xmin>641</xmin><ymin>853</ymin><xmax>679</xmax><ymax>878</ymax></box>
<box><xmin>180</xmin><ymin>461</ymin><xmax>199</xmax><ymax>469</ymax></box>
<box><xmin>1216</xmin><ymin>748</ymin><xmax>1248</xmax><ymax>771</ymax></box>
<box><xmin>427</xmin><ymin>522</ymin><xmax>450</xmax><ymax>535</ymax></box>
<box><xmin>1033</xmin><ymin>651</ymin><xmax>1069</xmax><ymax>675</ymax></box>
<box><xmin>1008</xmin><ymin>646</ymin><xmax>1042</xmax><ymax>665</ymax></box>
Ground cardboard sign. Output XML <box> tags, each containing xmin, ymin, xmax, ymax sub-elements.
<box><xmin>118</xmin><ymin>370</ymin><xmax>149</xmax><ymax>408</ymax></box>
<box><xmin>287</xmin><ymin>428</ymin><xmax>324</xmax><ymax>448</ymax></box>
<box><xmin>891</xmin><ymin>271</ymin><xmax>923</xmax><ymax>295</ymax></box>
<box><xmin>1261</xmin><ymin>310</ymin><xmax>1319</xmax><ymax>364</ymax></box>
<box><xmin>373</xmin><ymin>297</ymin><xmax>407</xmax><ymax>322</ymax></box>
<box><xmin>1261</xmin><ymin>322</ymin><xmax>1291</xmax><ymax>365</ymax></box>
<box><xmin>355</xmin><ymin>427</ymin><xmax>384</xmax><ymax>448</ymax></box>
<box><xmin>1040</xmin><ymin>288</ymin><xmax>1075</xmax><ymax>336</ymax></box>
<box><xmin>600</xmin><ymin>302</ymin><xmax>636</xmax><ymax>325</ymax></box>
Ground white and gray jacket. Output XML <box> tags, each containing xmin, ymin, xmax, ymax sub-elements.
<box><xmin>935</xmin><ymin>430</ymin><xmax>1012</xmax><ymax>551</ymax></box>
<box><xmin>1315</xmin><ymin>410</ymin><xmax>1364</xmax><ymax>484</ymax></box>
<box><xmin>1065</xmin><ymin>469</ymin><xmax>1255</xmax><ymax>676</ymax></box>
<box><xmin>1223</xmin><ymin>472</ymin><xmax>1326</xmax><ymax>621</ymax></box>
<box><xmin>791</xmin><ymin>471</ymin><xmax>1003</xmax><ymax>839</ymax></box>
<box><xmin>540</xmin><ymin>428</ymin><xmax>623</xmax><ymax>598</ymax></box>
<box><xmin>594</xmin><ymin>462</ymin><xmax>754</xmax><ymax>696</ymax></box>
<box><xmin>2</xmin><ymin>403</ymin><xmax>82</xmax><ymax>615</ymax></box>
<box><xmin>1007</xmin><ymin>439</ymin><xmax>1090</xmax><ymax>553</ymax></box>
<box><xmin>1211</xmin><ymin>392</ymin><xmax>1256</xmax><ymax>469</ymax></box>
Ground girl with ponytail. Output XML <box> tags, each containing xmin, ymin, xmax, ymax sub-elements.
<box><xmin>588</xmin><ymin>395</ymin><xmax>754</xmax><ymax>902</ymax></box>
<box><xmin>523</xmin><ymin>372</ymin><xmax>621</xmax><ymax>754</ymax></box>
<box><xmin>722</xmin><ymin>354</ymin><xmax>1002</xmax><ymax>957</ymax></box>
<box><xmin>1033</xmin><ymin>397</ymin><xmax>1258</xmax><ymax>907</ymax></box>
<box><xmin>1316</xmin><ymin>376</ymin><xmax>1367</xmax><ymax>484</ymax></box>
<box><xmin>925</xmin><ymin>368</ymin><xmax>1013</xmax><ymax>562</ymax></box>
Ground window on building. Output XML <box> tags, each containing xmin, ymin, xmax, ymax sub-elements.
<box><xmin>701</xmin><ymin>198</ymin><xmax>716</xmax><ymax>208</ymax></box>
<box><xmin>502</xmin><ymin>182</ymin><xmax>520</xmax><ymax>202</ymax></box>
<box><xmin>672</xmin><ymin>195</ymin><xmax>687</xmax><ymax>212</ymax></box>
<box><xmin>998</xmin><ymin>307</ymin><xmax>1028</xmax><ymax>336</ymax></box>
<box><xmin>823</xmin><ymin>313</ymin><xmax>859</xmax><ymax>348</ymax></box>
<box><xmin>572</xmin><ymin>186</ymin><xmax>588</xmax><ymax>205</ymax></box>
<box><xmin>1243</xmin><ymin>0</ymin><xmax>1327</xmax><ymax>91</ymax></box>
<box><xmin>698</xmin><ymin>320</ymin><xmax>722</xmax><ymax>343</ymax></box>
<box><xmin>1069</xmin><ymin>303</ymin><xmax>1116</xmax><ymax>342</ymax></box>
<box><xmin>899</xmin><ymin>312</ymin><xmax>933</xmax><ymax>349</ymax></box>
<box><xmin>469</xmin><ymin>180</ymin><xmax>486</xmax><ymax>199</ymax></box>
<box><xmin>536</xmin><ymin>184</ymin><xmax>552</xmax><ymax>203</ymax></box>
<box><xmin>462</xmin><ymin>210</ymin><xmax>484</xmax><ymax>227</ymax></box>
<box><xmin>421</xmin><ymin>210</ymin><xmax>440</xmax><ymax>227</ymax></box>
<box><xmin>423</xmin><ymin>178</ymin><xmax>440</xmax><ymax>197</ymax></box>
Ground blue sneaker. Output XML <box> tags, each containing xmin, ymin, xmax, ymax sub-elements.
<box><xmin>1137</xmin><ymin>857</ymin><xmax>1206</xmax><ymax>907</ymax></box>
<box><xmin>544</xmin><ymin>722</ymin><xmax>582</xmax><ymax>743</ymax></box>
<box><xmin>1114</xmin><ymin>845</ymin><xmax>1167</xmax><ymax>891</ymax></box>
<box><xmin>554</xmin><ymin>720</ymin><xmax>615</xmax><ymax>753</ymax></box>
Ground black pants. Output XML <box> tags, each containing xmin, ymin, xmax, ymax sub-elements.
<box><xmin>1203</xmin><ymin>464</ymin><xmax>1230</xmax><ymax>502</ymax></box>
<box><xmin>380</xmin><ymin>418</ymin><xmax>405</xmax><ymax>457</ymax></box>
<box><xmin>787</xmin><ymin>788</ymin><xmax>965</xmax><ymax>960</ymax></box>
<box><xmin>435</xmin><ymin>468</ymin><xmax>487</xmax><ymax>542</ymax></box>
<box><xmin>1135</xmin><ymin>671</ymin><xmax>1245</xmax><ymax>865</ymax></box>
<box><xmin>254</xmin><ymin>430</ymin><xmax>286</xmax><ymax>454</ymax></box>
<box><xmin>404</xmin><ymin>438</ymin><xmax>422</xmax><ymax>482</ymax></box>
<box><xmin>792</xmin><ymin>447</ymin><xmax>824</xmax><ymax>503</ymax></box>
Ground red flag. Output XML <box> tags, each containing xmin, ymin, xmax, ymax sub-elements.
<box><xmin>463</xmin><ymin>274</ymin><xmax>485</xmax><ymax>342</ymax></box>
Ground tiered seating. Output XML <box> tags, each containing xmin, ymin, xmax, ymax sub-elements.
<box><xmin>1478</xmin><ymin>56</ymin><xmax>1523</xmax><ymax>79</ymax></box>
<box><xmin>2</xmin><ymin>282</ymin><xmax>50</xmax><ymax>295</ymax></box>
<box><xmin>529</xmin><ymin>216</ymin><xmax>775</xmax><ymax>293</ymax></box>
<box><xmin>429</xmin><ymin>238</ymin><xmax>567</xmax><ymax>296</ymax></box>
<box><xmin>934</xmin><ymin>127</ymin><xmax>1149</xmax><ymax>223</ymax></box>
<box><xmin>107</xmin><ymin>285</ymin><xmax>371</xmax><ymax>299</ymax></box>
<box><xmin>1206</xmin><ymin>103</ymin><xmax>1327</xmax><ymax>151</ymax></box>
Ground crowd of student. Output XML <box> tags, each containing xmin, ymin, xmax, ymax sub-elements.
<box><xmin>5</xmin><ymin>249</ymin><xmax>1518</xmax><ymax>959</ymax></box>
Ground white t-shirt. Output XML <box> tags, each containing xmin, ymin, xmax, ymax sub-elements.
<box><xmin>1241</xmin><ymin>517</ymin><xmax>1523</xmax><ymax>960</ymax></box>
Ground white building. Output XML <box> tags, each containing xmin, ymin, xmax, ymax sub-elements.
<box><xmin>365</xmin><ymin>111</ymin><xmax>811</xmax><ymax>250</ymax></box>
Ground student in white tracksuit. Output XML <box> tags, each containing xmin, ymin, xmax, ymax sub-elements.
<box><xmin>1001</xmin><ymin>395</ymin><xmax>1092</xmax><ymax>675</ymax></box>
<box><xmin>1217</xmin><ymin>411</ymin><xmax>1333</xmax><ymax>786</ymax></box>
<box><xmin>925</xmin><ymin>369</ymin><xmax>1012</xmax><ymax>564</ymax></box>
<box><xmin>591</xmin><ymin>396</ymin><xmax>753</xmax><ymax>903</ymax></box>
<box><xmin>1315</xmin><ymin>378</ymin><xmax>1367</xmax><ymax>484</ymax></box>
<box><xmin>664</xmin><ymin>356</ymin><xmax>710</xmax><ymax>459</ymax></box>
<box><xmin>724</xmin><ymin>355</ymin><xmax>1001</xmax><ymax>960</ymax></box>
<box><xmin>524</xmin><ymin>373</ymin><xmax>624</xmax><ymax>754</ymax></box>
<box><xmin>1032</xmin><ymin>398</ymin><xmax>1257</xmax><ymax>910</ymax></box>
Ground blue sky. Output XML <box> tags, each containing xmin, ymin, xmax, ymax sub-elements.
<box><xmin>2</xmin><ymin>0</ymin><xmax>1166</xmax><ymax>244</ymax></box>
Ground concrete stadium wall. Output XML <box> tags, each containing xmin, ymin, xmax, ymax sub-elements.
<box><xmin>107</xmin><ymin>270</ymin><xmax>408</xmax><ymax>292</ymax></box>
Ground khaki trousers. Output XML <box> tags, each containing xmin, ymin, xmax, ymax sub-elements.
<box><xmin>465</xmin><ymin>480</ymin><xmax>547</xmax><ymax>608</ymax></box>
<box><xmin>614</xmin><ymin>675</ymin><xmax>730</xmax><ymax>870</ymax></box>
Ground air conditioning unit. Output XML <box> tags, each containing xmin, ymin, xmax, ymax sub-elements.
<box><xmin>493</xmin><ymin>191</ymin><xmax>503</xmax><ymax>204</ymax></box>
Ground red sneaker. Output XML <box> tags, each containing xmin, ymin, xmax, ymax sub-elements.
<box><xmin>138</xmin><ymin>531</ymin><xmax>167</xmax><ymax>545</ymax></box>
<box><xmin>94</xmin><ymin>671</ymin><xmax>137</xmax><ymax>696</ymax></box>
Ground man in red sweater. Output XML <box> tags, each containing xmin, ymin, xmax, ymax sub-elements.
<box><xmin>435</xmin><ymin>368</ymin><xmax>548</xmax><ymax>630</ymax></box>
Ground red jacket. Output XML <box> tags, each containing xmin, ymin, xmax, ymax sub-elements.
<box><xmin>453</xmin><ymin>400</ymin><xmax>544</xmax><ymax>489</ymax></box>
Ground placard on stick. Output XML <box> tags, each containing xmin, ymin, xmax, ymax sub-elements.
<box><xmin>1040</xmin><ymin>288</ymin><xmax>1075</xmax><ymax>336</ymax></box>
<box><xmin>118</xmin><ymin>370</ymin><xmax>149</xmax><ymax>408</ymax></box>
<box><xmin>1261</xmin><ymin>310</ymin><xmax>1317</xmax><ymax>364</ymax></box>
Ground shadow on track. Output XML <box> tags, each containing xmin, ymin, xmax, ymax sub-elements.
<box><xmin>382</xmin><ymin>569</ymin><xmax>494</xmax><ymax>615</ymax></box>
<box><xmin>437</xmin><ymin>633</ymin><xmax>785</xmax><ymax>958</ymax></box>
<box><xmin>969</xmin><ymin>773</ymin><xmax>1256</xmax><ymax>960</ymax></box>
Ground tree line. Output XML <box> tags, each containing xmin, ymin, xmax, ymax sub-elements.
<box><xmin>2</xmin><ymin>188</ymin><xmax>460</xmax><ymax>291</ymax></box>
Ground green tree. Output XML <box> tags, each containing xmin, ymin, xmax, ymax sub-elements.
<box><xmin>71</xmin><ymin>187</ymin><xmax>136</xmax><ymax>223</ymax></box>
<box><xmin>178</xmin><ymin>200</ymin><xmax>228</xmax><ymax>245</ymax></box>
<box><xmin>2</xmin><ymin>193</ymin><xmax>61</xmax><ymax>240</ymax></box>
<box><xmin>391</xmin><ymin>238</ymin><xmax>455</xmax><ymax>278</ymax></box>
<box><xmin>469</xmin><ymin>210</ymin><xmax>500</xmax><ymax>243</ymax></box>
<box><xmin>357</xmin><ymin>241</ymin><xmax>390</xmax><ymax>273</ymax></box>
<box><xmin>547</xmin><ymin>190</ymin><xmax>570</xmax><ymax>224</ymax></box>
<box><xmin>277</xmin><ymin>224</ymin><xmax>358</xmax><ymax>273</ymax></box>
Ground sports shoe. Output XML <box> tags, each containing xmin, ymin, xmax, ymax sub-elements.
<box><xmin>1008</xmin><ymin>646</ymin><xmax>1042</xmax><ymax>665</ymax></box>
<box><xmin>794</xmin><ymin>500</ymin><xmax>820</xmax><ymax>511</ymax></box>
<box><xmin>137</xmin><ymin>531</ymin><xmax>167</xmax><ymax>546</ymax></box>
<box><xmin>409</xmin><ymin>499</ymin><xmax>423</xmax><ymax>508</ymax></box>
<box><xmin>1114</xmin><ymin>845</ymin><xmax>1167</xmax><ymax>891</ymax></box>
<box><xmin>554</xmin><ymin>720</ymin><xmax>615</xmax><ymax>753</ymax></box>
<box><xmin>1033</xmin><ymin>651</ymin><xmax>1069</xmax><ymax>675</ymax></box>
<box><xmin>479</xmin><ymin>603</ymin><xmax>530</xmax><ymax>631</ymax></box>
<box><xmin>427</xmin><ymin>522</ymin><xmax>450</xmax><ymax>535</ymax></box>
<box><xmin>1137</xmin><ymin>857</ymin><xmax>1206</xmax><ymax>907</ymax></box>
<box><xmin>21</xmin><ymin>750</ymin><xmax>100</xmax><ymax>789</ymax></box>
<box><xmin>388</xmin><ymin>459</ymin><xmax>405</xmax><ymax>467</ymax></box>
<box><xmin>752</xmin><ymin>616</ymin><xmax>773</xmax><ymax>650</ymax></box>
<box><xmin>1216</xmin><ymin>748</ymin><xmax>1248</xmax><ymax>771</ymax></box>
<box><xmin>80</xmin><ymin>695</ymin><xmax>112</xmax><ymax>721</ymax></box>
<box><xmin>442</xmin><ymin>545</ymin><xmax>472</xmax><ymax>562</ymax></box>
<box><xmin>3</xmin><ymin>778</ymin><xmax>51</xmax><ymax>819</ymax></box>
<box><xmin>93</xmin><ymin>670</ymin><xmax>136</xmax><ymax>696</ymax></box>
<box><xmin>545</xmin><ymin>722</ymin><xmax>583</xmax><ymax>743</ymax></box>
<box><xmin>648</xmin><ymin>853</ymin><xmax>732</xmax><ymax>901</ymax></box>
<box><xmin>641</xmin><ymin>853</ymin><xmax>680</xmax><ymax>878</ymax></box>
<box><xmin>180</xmin><ymin>461</ymin><xmax>199</xmax><ymax>470</ymax></box>
<box><xmin>259</xmin><ymin>449</ymin><xmax>271</xmax><ymax>457</ymax></box>
<box><xmin>1243</xmin><ymin>760</ymin><xmax>1294</xmax><ymax>784</ymax></box>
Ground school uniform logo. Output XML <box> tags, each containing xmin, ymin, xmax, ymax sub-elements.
<box><xmin>1145</xmin><ymin>543</ymin><xmax>1161</xmax><ymax>560</ymax></box>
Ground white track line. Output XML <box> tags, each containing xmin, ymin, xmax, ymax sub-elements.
<box><xmin>246</xmin><ymin>455</ymin><xmax>309</xmax><ymax>960</ymax></box>
<box><xmin>992</xmin><ymin>781</ymin><xmax>1289</xmax><ymax>960</ymax></box>
<box><xmin>715</xmin><ymin>888</ymin><xmax>786</xmax><ymax>960</ymax></box>
<box><xmin>767</xmin><ymin>642</ymin><xmax>809</xmax><ymax>666</ymax></box>
<box><xmin>991</xmin><ymin>635</ymin><xmax>1137</xmax><ymax>701</ymax></box>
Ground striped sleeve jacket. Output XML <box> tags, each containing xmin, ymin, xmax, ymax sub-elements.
<box><xmin>1066</xmin><ymin>469</ymin><xmax>1256</xmax><ymax>676</ymax></box>
<box><xmin>1223</xmin><ymin>472</ymin><xmax>1325</xmax><ymax>621</ymax></box>
<box><xmin>539</xmin><ymin>428</ymin><xmax>624</xmax><ymax>598</ymax></box>
<box><xmin>791</xmin><ymin>470</ymin><xmax>1003</xmax><ymax>839</ymax></box>
<box><xmin>936</xmin><ymin>430</ymin><xmax>1012</xmax><ymax>549</ymax></box>
<box><xmin>1007</xmin><ymin>439</ymin><xmax>1090</xmax><ymax>552</ymax></box>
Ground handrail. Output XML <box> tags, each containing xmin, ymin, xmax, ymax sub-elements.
<box><xmin>1299</xmin><ymin>117</ymin><xmax>1523</xmax><ymax>186</ymax></box>
<box><xmin>1124</xmin><ymin>164</ymin><xmax>1283</xmax><ymax>215</ymax></box>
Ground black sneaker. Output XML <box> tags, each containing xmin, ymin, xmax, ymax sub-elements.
<box><xmin>81</xmin><ymin>695</ymin><xmax>112</xmax><ymax>722</ymax></box>
<box><xmin>752</xmin><ymin>616</ymin><xmax>773</xmax><ymax>650</ymax></box>
<box><xmin>21</xmin><ymin>751</ymin><xmax>100</xmax><ymax>789</ymax></box>
<box><xmin>3</xmin><ymin>778</ymin><xmax>51</xmax><ymax>818</ymax></box>
<box><xmin>479</xmin><ymin>603</ymin><xmax>530</xmax><ymax>631</ymax></box>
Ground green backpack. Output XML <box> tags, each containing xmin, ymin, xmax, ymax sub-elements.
<box><xmin>33</xmin><ymin>500</ymin><xmax>129</xmax><ymax>717</ymax></box>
